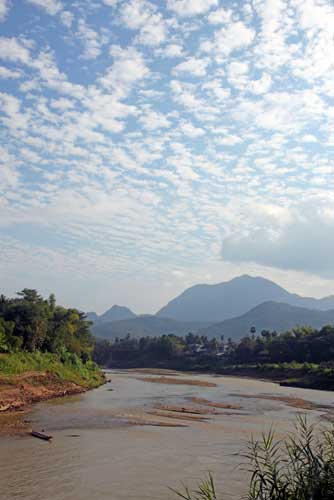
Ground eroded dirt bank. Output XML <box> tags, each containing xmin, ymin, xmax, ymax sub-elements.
<box><xmin>0</xmin><ymin>371</ymin><xmax>86</xmax><ymax>435</ymax></box>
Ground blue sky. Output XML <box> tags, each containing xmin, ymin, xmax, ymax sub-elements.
<box><xmin>0</xmin><ymin>0</ymin><xmax>333</xmax><ymax>313</ymax></box>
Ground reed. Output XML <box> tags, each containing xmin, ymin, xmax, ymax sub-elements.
<box><xmin>172</xmin><ymin>415</ymin><xmax>334</xmax><ymax>500</ymax></box>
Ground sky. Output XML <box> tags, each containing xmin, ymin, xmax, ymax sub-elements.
<box><xmin>0</xmin><ymin>0</ymin><xmax>334</xmax><ymax>314</ymax></box>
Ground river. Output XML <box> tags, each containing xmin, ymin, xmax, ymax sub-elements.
<box><xmin>0</xmin><ymin>369</ymin><xmax>333</xmax><ymax>500</ymax></box>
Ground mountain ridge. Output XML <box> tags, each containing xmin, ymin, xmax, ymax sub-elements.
<box><xmin>156</xmin><ymin>275</ymin><xmax>334</xmax><ymax>322</ymax></box>
<box><xmin>92</xmin><ymin>315</ymin><xmax>212</xmax><ymax>339</ymax></box>
<box><xmin>202</xmin><ymin>301</ymin><xmax>334</xmax><ymax>340</ymax></box>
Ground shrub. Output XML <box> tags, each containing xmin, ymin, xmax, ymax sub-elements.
<box><xmin>172</xmin><ymin>416</ymin><xmax>334</xmax><ymax>500</ymax></box>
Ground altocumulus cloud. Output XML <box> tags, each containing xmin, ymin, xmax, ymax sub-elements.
<box><xmin>0</xmin><ymin>0</ymin><xmax>334</xmax><ymax>312</ymax></box>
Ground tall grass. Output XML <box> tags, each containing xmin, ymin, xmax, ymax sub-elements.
<box><xmin>0</xmin><ymin>351</ymin><xmax>104</xmax><ymax>388</ymax></box>
<box><xmin>172</xmin><ymin>416</ymin><xmax>334</xmax><ymax>500</ymax></box>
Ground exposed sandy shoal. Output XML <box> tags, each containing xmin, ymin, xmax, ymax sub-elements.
<box><xmin>233</xmin><ymin>393</ymin><xmax>332</xmax><ymax>411</ymax></box>
<box><xmin>146</xmin><ymin>410</ymin><xmax>209</xmax><ymax>422</ymax></box>
<box><xmin>155</xmin><ymin>404</ymin><xmax>216</xmax><ymax>415</ymax></box>
<box><xmin>115</xmin><ymin>410</ymin><xmax>189</xmax><ymax>427</ymax></box>
<box><xmin>129</xmin><ymin>368</ymin><xmax>181</xmax><ymax>376</ymax></box>
<box><xmin>190</xmin><ymin>397</ymin><xmax>242</xmax><ymax>410</ymax></box>
<box><xmin>136</xmin><ymin>376</ymin><xmax>217</xmax><ymax>387</ymax></box>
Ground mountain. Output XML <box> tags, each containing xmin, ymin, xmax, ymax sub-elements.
<box><xmin>87</xmin><ymin>305</ymin><xmax>136</xmax><ymax>324</ymax></box>
<box><xmin>92</xmin><ymin>315</ymin><xmax>211</xmax><ymax>340</ymax></box>
<box><xmin>156</xmin><ymin>275</ymin><xmax>334</xmax><ymax>322</ymax></box>
<box><xmin>86</xmin><ymin>312</ymin><xmax>99</xmax><ymax>323</ymax></box>
<box><xmin>99</xmin><ymin>305</ymin><xmax>136</xmax><ymax>323</ymax></box>
<box><xmin>202</xmin><ymin>302</ymin><xmax>334</xmax><ymax>340</ymax></box>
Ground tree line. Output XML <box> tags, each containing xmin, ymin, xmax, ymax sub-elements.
<box><xmin>227</xmin><ymin>325</ymin><xmax>334</xmax><ymax>365</ymax></box>
<box><xmin>94</xmin><ymin>324</ymin><xmax>334</xmax><ymax>369</ymax></box>
<box><xmin>0</xmin><ymin>289</ymin><xmax>94</xmax><ymax>363</ymax></box>
<box><xmin>93</xmin><ymin>332</ymin><xmax>221</xmax><ymax>368</ymax></box>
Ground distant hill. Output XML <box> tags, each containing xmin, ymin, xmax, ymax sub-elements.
<box><xmin>86</xmin><ymin>312</ymin><xmax>99</xmax><ymax>323</ymax></box>
<box><xmin>87</xmin><ymin>305</ymin><xmax>136</xmax><ymax>324</ymax></box>
<box><xmin>202</xmin><ymin>302</ymin><xmax>334</xmax><ymax>340</ymax></box>
<box><xmin>156</xmin><ymin>275</ymin><xmax>334</xmax><ymax>322</ymax></box>
<box><xmin>92</xmin><ymin>315</ymin><xmax>212</xmax><ymax>339</ymax></box>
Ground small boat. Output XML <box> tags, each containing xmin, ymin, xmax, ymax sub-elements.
<box><xmin>31</xmin><ymin>430</ymin><xmax>53</xmax><ymax>441</ymax></box>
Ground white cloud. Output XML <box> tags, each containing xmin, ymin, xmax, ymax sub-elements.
<box><xmin>207</xmin><ymin>6</ymin><xmax>232</xmax><ymax>24</ymax></box>
<box><xmin>180</xmin><ymin>121</ymin><xmax>205</xmax><ymax>137</ymax></box>
<box><xmin>0</xmin><ymin>66</ymin><xmax>21</xmax><ymax>78</ymax></box>
<box><xmin>77</xmin><ymin>19</ymin><xmax>104</xmax><ymax>59</ymax></box>
<box><xmin>137</xmin><ymin>20</ymin><xmax>167</xmax><ymax>46</ymax></box>
<box><xmin>60</xmin><ymin>10</ymin><xmax>74</xmax><ymax>28</ymax></box>
<box><xmin>139</xmin><ymin>109</ymin><xmax>172</xmax><ymax>130</ymax></box>
<box><xmin>233</xmin><ymin>90</ymin><xmax>325</xmax><ymax>132</ymax></box>
<box><xmin>0</xmin><ymin>146</ymin><xmax>18</xmax><ymax>189</ymax></box>
<box><xmin>26</xmin><ymin>0</ymin><xmax>62</xmax><ymax>15</ymax></box>
<box><xmin>249</xmin><ymin>73</ymin><xmax>272</xmax><ymax>94</ymax></box>
<box><xmin>0</xmin><ymin>37</ymin><xmax>31</xmax><ymax>64</ymax></box>
<box><xmin>167</xmin><ymin>0</ymin><xmax>218</xmax><ymax>17</ymax></box>
<box><xmin>202</xmin><ymin>79</ymin><xmax>230</xmax><ymax>101</ymax></box>
<box><xmin>121</xmin><ymin>0</ymin><xmax>153</xmax><ymax>29</ymax></box>
<box><xmin>216</xmin><ymin>134</ymin><xmax>242</xmax><ymax>146</ymax></box>
<box><xmin>156</xmin><ymin>43</ymin><xmax>184</xmax><ymax>58</ymax></box>
<box><xmin>301</xmin><ymin>134</ymin><xmax>318</xmax><ymax>143</ymax></box>
<box><xmin>0</xmin><ymin>0</ymin><xmax>9</xmax><ymax>22</ymax></box>
<box><xmin>173</xmin><ymin>57</ymin><xmax>208</xmax><ymax>77</ymax></box>
<box><xmin>0</xmin><ymin>92</ymin><xmax>29</xmax><ymax>130</ymax></box>
<box><xmin>2</xmin><ymin>0</ymin><xmax>334</xmax><ymax>311</ymax></box>
<box><xmin>227</xmin><ymin>61</ymin><xmax>249</xmax><ymax>88</ymax></box>
<box><xmin>101</xmin><ymin>46</ymin><xmax>150</xmax><ymax>94</ymax></box>
<box><xmin>222</xmin><ymin>203</ymin><xmax>334</xmax><ymax>278</ymax></box>
<box><xmin>120</xmin><ymin>0</ymin><xmax>167</xmax><ymax>46</ymax></box>
<box><xmin>201</xmin><ymin>21</ymin><xmax>255</xmax><ymax>59</ymax></box>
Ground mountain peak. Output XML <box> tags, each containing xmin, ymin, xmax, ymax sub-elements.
<box><xmin>88</xmin><ymin>305</ymin><xmax>136</xmax><ymax>324</ymax></box>
<box><xmin>156</xmin><ymin>275</ymin><xmax>334</xmax><ymax>323</ymax></box>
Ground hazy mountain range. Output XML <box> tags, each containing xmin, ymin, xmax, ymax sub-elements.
<box><xmin>203</xmin><ymin>301</ymin><xmax>334</xmax><ymax>340</ymax></box>
<box><xmin>89</xmin><ymin>275</ymin><xmax>334</xmax><ymax>340</ymax></box>
<box><xmin>92</xmin><ymin>316</ymin><xmax>211</xmax><ymax>340</ymax></box>
<box><xmin>156</xmin><ymin>275</ymin><xmax>334</xmax><ymax>322</ymax></box>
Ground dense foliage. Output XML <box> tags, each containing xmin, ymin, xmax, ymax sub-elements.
<box><xmin>93</xmin><ymin>332</ymin><xmax>221</xmax><ymax>368</ymax></box>
<box><xmin>93</xmin><ymin>325</ymin><xmax>334</xmax><ymax>389</ymax></box>
<box><xmin>0</xmin><ymin>289</ymin><xmax>94</xmax><ymax>363</ymax></box>
<box><xmin>226</xmin><ymin>325</ymin><xmax>334</xmax><ymax>365</ymax></box>
<box><xmin>173</xmin><ymin>417</ymin><xmax>334</xmax><ymax>500</ymax></box>
<box><xmin>94</xmin><ymin>324</ymin><xmax>334</xmax><ymax>368</ymax></box>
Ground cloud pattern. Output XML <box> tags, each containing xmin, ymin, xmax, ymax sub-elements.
<box><xmin>0</xmin><ymin>0</ymin><xmax>333</xmax><ymax>311</ymax></box>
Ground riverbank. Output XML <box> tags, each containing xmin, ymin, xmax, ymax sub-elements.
<box><xmin>110</xmin><ymin>361</ymin><xmax>334</xmax><ymax>391</ymax></box>
<box><xmin>214</xmin><ymin>364</ymin><xmax>334</xmax><ymax>391</ymax></box>
<box><xmin>0</xmin><ymin>352</ymin><xmax>105</xmax><ymax>435</ymax></box>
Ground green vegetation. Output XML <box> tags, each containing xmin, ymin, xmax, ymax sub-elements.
<box><xmin>0</xmin><ymin>289</ymin><xmax>103</xmax><ymax>388</ymax></box>
<box><xmin>0</xmin><ymin>351</ymin><xmax>103</xmax><ymax>388</ymax></box>
<box><xmin>226</xmin><ymin>325</ymin><xmax>334</xmax><ymax>365</ymax></box>
<box><xmin>93</xmin><ymin>332</ymin><xmax>220</xmax><ymax>368</ymax></box>
<box><xmin>94</xmin><ymin>325</ymin><xmax>334</xmax><ymax>390</ymax></box>
<box><xmin>173</xmin><ymin>416</ymin><xmax>334</xmax><ymax>500</ymax></box>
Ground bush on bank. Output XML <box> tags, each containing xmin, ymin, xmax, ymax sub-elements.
<box><xmin>173</xmin><ymin>416</ymin><xmax>334</xmax><ymax>500</ymax></box>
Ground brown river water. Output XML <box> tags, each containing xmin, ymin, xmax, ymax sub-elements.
<box><xmin>1</xmin><ymin>369</ymin><xmax>334</xmax><ymax>500</ymax></box>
